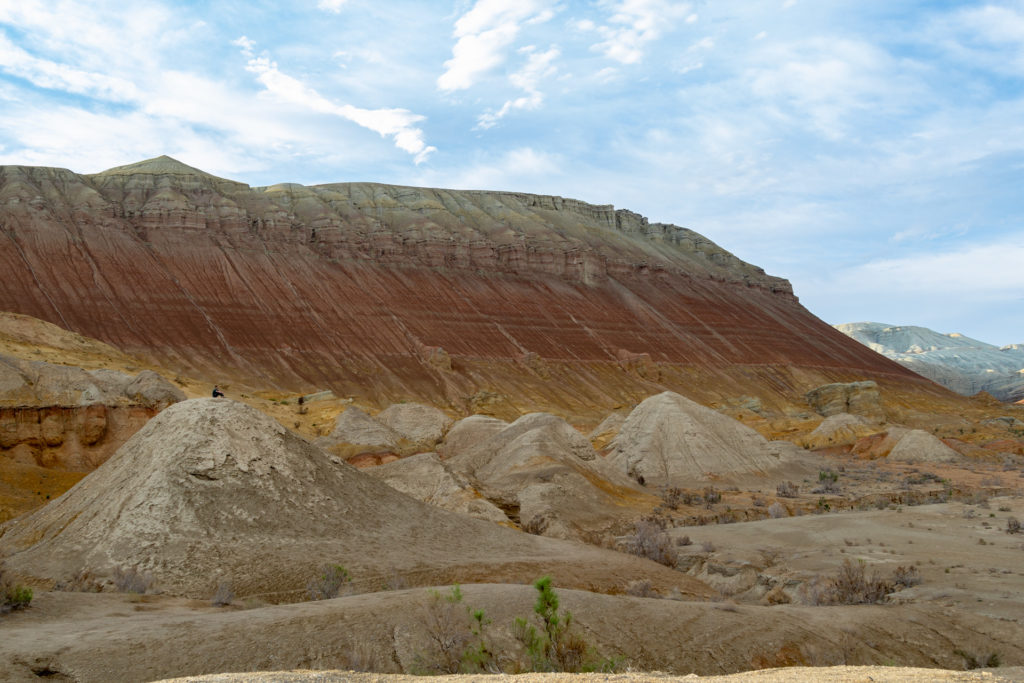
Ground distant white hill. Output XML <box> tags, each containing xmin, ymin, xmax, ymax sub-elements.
<box><xmin>835</xmin><ymin>322</ymin><xmax>1024</xmax><ymax>402</ymax></box>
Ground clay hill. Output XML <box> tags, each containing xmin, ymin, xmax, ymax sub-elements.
<box><xmin>0</xmin><ymin>398</ymin><xmax>707</xmax><ymax>600</ymax></box>
<box><xmin>836</xmin><ymin>322</ymin><xmax>1024</xmax><ymax>403</ymax></box>
<box><xmin>0</xmin><ymin>157</ymin><xmax>939</xmax><ymax>418</ymax></box>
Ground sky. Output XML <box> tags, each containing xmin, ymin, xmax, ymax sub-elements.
<box><xmin>1</xmin><ymin>0</ymin><xmax>1022</xmax><ymax>346</ymax></box>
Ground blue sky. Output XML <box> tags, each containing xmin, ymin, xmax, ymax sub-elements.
<box><xmin>1</xmin><ymin>0</ymin><xmax>1022</xmax><ymax>345</ymax></box>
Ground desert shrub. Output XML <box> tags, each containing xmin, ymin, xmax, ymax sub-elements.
<box><xmin>306</xmin><ymin>564</ymin><xmax>351</xmax><ymax>601</ymax></box>
<box><xmin>54</xmin><ymin>568</ymin><xmax>102</xmax><ymax>593</ymax></box>
<box><xmin>624</xmin><ymin>579</ymin><xmax>657</xmax><ymax>598</ymax></box>
<box><xmin>1</xmin><ymin>560</ymin><xmax>32</xmax><ymax>614</ymax></box>
<box><xmin>622</xmin><ymin>519</ymin><xmax>676</xmax><ymax>567</ymax></box>
<box><xmin>768</xmin><ymin>502</ymin><xmax>787</xmax><ymax>518</ymax></box>
<box><xmin>700</xmin><ymin>540</ymin><xmax>716</xmax><ymax>553</ymax></box>
<box><xmin>813</xmin><ymin>470</ymin><xmax>841</xmax><ymax>494</ymax></box>
<box><xmin>462</xmin><ymin>607</ymin><xmax>498</xmax><ymax>673</ymax></box>
<box><xmin>776</xmin><ymin>481</ymin><xmax>799</xmax><ymax>498</ymax></box>
<box><xmin>522</xmin><ymin>515</ymin><xmax>549</xmax><ymax>536</ymax></box>
<box><xmin>382</xmin><ymin>570</ymin><xmax>410</xmax><ymax>591</ymax></box>
<box><xmin>891</xmin><ymin>565</ymin><xmax>922</xmax><ymax>589</ymax></box>
<box><xmin>341</xmin><ymin>642</ymin><xmax>377</xmax><ymax>672</ymax></box>
<box><xmin>113</xmin><ymin>566</ymin><xmax>153</xmax><ymax>594</ymax></box>
<box><xmin>211</xmin><ymin>581</ymin><xmax>234</xmax><ymax>607</ymax></box>
<box><xmin>702</xmin><ymin>487</ymin><xmax>722</xmax><ymax>509</ymax></box>
<box><xmin>956</xmin><ymin>649</ymin><xmax>1000</xmax><ymax>670</ymax></box>
<box><xmin>1007</xmin><ymin>517</ymin><xmax>1021</xmax><ymax>535</ymax></box>
<box><xmin>677</xmin><ymin>534</ymin><xmax>692</xmax><ymax>546</ymax></box>
<box><xmin>660</xmin><ymin>486</ymin><xmax>684</xmax><ymax>510</ymax></box>
<box><xmin>416</xmin><ymin>585</ymin><xmax>474</xmax><ymax>674</ymax></box>
<box><xmin>513</xmin><ymin>576</ymin><xmax>613</xmax><ymax>673</ymax></box>
<box><xmin>414</xmin><ymin>584</ymin><xmax>497</xmax><ymax>674</ymax></box>
<box><xmin>799</xmin><ymin>559</ymin><xmax>894</xmax><ymax>605</ymax></box>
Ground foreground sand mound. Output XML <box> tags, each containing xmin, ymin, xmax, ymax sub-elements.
<box><xmin>606</xmin><ymin>392</ymin><xmax>797</xmax><ymax>487</ymax></box>
<box><xmin>887</xmin><ymin>429</ymin><xmax>961</xmax><ymax>463</ymax></box>
<box><xmin>0</xmin><ymin>399</ymin><xmax>702</xmax><ymax>599</ymax></box>
<box><xmin>3</xmin><ymin>584</ymin><xmax>1020</xmax><ymax>681</ymax></box>
<box><xmin>444</xmin><ymin>413</ymin><xmax>652</xmax><ymax>540</ymax></box>
<box><xmin>366</xmin><ymin>452</ymin><xmax>508</xmax><ymax>524</ymax></box>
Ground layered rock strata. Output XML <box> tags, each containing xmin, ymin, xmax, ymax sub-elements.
<box><xmin>0</xmin><ymin>157</ymin><xmax>932</xmax><ymax>413</ymax></box>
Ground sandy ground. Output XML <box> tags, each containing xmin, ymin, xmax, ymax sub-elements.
<box><xmin>159</xmin><ymin>667</ymin><xmax>1024</xmax><ymax>682</ymax></box>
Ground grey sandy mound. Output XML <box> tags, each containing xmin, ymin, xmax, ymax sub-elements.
<box><xmin>0</xmin><ymin>399</ymin><xmax>704</xmax><ymax>599</ymax></box>
<box><xmin>366</xmin><ymin>452</ymin><xmax>508</xmax><ymax>524</ymax></box>
<box><xmin>887</xmin><ymin>429</ymin><xmax>961</xmax><ymax>463</ymax></box>
<box><xmin>797</xmin><ymin>413</ymin><xmax>880</xmax><ymax>449</ymax></box>
<box><xmin>443</xmin><ymin>413</ymin><xmax>654</xmax><ymax>541</ymax></box>
<box><xmin>605</xmin><ymin>392</ymin><xmax>799</xmax><ymax>487</ymax></box>
<box><xmin>316</xmin><ymin>405</ymin><xmax>404</xmax><ymax>452</ymax></box>
<box><xmin>375</xmin><ymin>403</ymin><xmax>453</xmax><ymax>447</ymax></box>
<box><xmin>437</xmin><ymin>415</ymin><xmax>509</xmax><ymax>457</ymax></box>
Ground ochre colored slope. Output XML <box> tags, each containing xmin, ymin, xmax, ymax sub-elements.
<box><xmin>0</xmin><ymin>158</ymin><xmax>933</xmax><ymax>416</ymax></box>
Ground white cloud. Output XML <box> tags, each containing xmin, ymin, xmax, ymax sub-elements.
<box><xmin>437</xmin><ymin>0</ymin><xmax>555</xmax><ymax>92</ymax></box>
<box><xmin>412</xmin><ymin>147</ymin><xmax>564</xmax><ymax>192</ymax></box>
<box><xmin>244</xmin><ymin>52</ymin><xmax>436</xmax><ymax>163</ymax></box>
<box><xmin>477</xmin><ymin>45</ymin><xmax>560</xmax><ymax>129</ymax></box>
<box><xmin>317</xmin><ymin>0</ymin><xmax>348</xmax><ymax>13</ymax></box>
<box><xmin>592</xmin><ymin>0</ymin><xmax>693</xmax><ymax>64</ymax></box>
<box><xmin>747</xmin><ymin>38</ymin><xmax>907</xmax><ymax>139</ymax></box>
<box><xmin>844</xmin><ymin>241</ymin><xmax>1024</xmax><ymax>296</ymax></box>
<box><xmin>0</xmin><ymin>32</ymin><xmax>140</xmax><ymax>101</ymax></box>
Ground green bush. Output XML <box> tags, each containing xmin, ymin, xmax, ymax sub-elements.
<box><xmin>513</xmin><ymin>576</ymin><xmax>617</xmax><ymax>673</ymax></box>
<box><xmin>1</xmin><ymin>560</ymin><xmax>33</xmax><ymax>614</ymax></box>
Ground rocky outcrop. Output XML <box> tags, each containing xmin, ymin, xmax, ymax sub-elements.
<box><xmin>605</xmin><ymin>392</ymin><xmax>803</xmax><ymax>487</ymax></box>
<box><xmin>805</xmin><ymin>381</ymin><xmax>884</xmax><ymax>422</ymax></box>
<box><xmin>0</xmin><ymin>355</ymin><xmax>182</xmax><ymax>470</ymax></box>
<box><xmin>798</xmin><ymin>413</ymin><xmax>881</xmax><ymax>449</ymax></box>
<box><xmin>0</xmin><ymin>158</ymin><xmax>928</xmax><ymax>415</ymax></box>
<box><xmin>836</xmin><ymin>322</ymin><xmax>1024</xmax><ymax>402</ymax></box>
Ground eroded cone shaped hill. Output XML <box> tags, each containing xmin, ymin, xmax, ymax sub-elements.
<box><xmin>0</xmin><ymin>398</ymin><xmax>708</xmax><ymax>599</ymax></box>
<box><xmin>606</xmin><ymin>391</ymin><xmax>810</xmax><ymax>487</ymax></box>
<box><xmin>0</xmin><ymin>157</ymin><xmax>932</xmax><ymax>415</ymax></box>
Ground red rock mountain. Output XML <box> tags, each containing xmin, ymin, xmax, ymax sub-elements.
<box><xmin>0</xmin><ymin>156</ymin><xmax>935</xmax><ymax>415</ymax></box>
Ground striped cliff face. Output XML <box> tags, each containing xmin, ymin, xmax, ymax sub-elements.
<box><xmin>0</xmin><ymin>156</ymin><xmax>928</xmax><ymax>417</ymax></box>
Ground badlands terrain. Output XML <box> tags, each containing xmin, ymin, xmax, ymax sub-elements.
<box><xmin>1</xmin><ymin>159</ymin><xmax>1023</xmax><ymax>682</ymax></box>
<box><xmin>837</xmin><ymin>323</ymin><xmax>1024</xmax><ymax>404</ymax></box>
